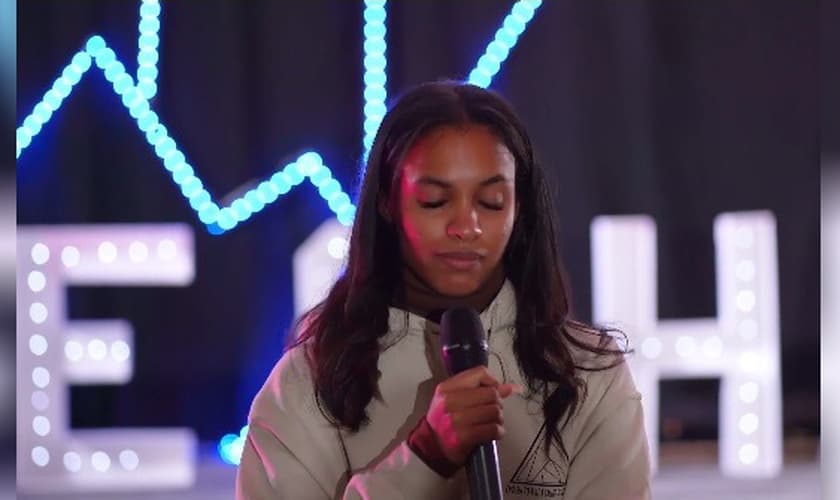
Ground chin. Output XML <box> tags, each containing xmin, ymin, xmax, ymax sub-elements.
<box><xmin>432</xmin><ymin>275</ymin><xmax>483</xmax><ymax>297</ymax></box>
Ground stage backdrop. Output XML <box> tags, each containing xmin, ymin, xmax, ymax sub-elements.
<box><xmin>17</xmin><ymin>0</ymin><xmax>818</xmax><ymax>450</ymax></box>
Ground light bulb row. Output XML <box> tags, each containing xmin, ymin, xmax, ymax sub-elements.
<box><xmin>29</xmin><ymin>240</ymin><xmax>179</xmax><ymax>273</ymax></box>
<box><xmin>31</xmin><ymin>446</ymin><xmax>140</xmax><ymax>472</ymax></box>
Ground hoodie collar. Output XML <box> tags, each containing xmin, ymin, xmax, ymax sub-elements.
<box><xmin>384</xmin><ymin>279</ymin><xmax>517</xmax><ymax>345</ymax></box>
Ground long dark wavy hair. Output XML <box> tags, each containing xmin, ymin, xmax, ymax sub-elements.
<box><xmin>294</xmin><ymin>80</ymin><xmax>626</xmax><ymax>455</ymax></box>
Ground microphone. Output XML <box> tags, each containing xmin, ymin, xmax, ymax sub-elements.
<box><xmin>440</xmin><ymin>307</ymin><xmax>504</xmax><ymax>500</ymax></box>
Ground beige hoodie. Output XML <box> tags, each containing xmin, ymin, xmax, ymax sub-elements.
<box><xmin>236</xmin><ymin>281</ymin><xmax>651</xmax><ymax>499</ymax></box>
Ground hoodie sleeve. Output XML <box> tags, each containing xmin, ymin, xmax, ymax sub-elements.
<box><xmin>235</xmin><ymin>347</ymin><xmax>460</xmax><ymax>500</ymax></box>
<box><xmin>562</xmin><ymin>362</ymin><xmax>652</xmax><ymax>500</ymax></box>
<box><xmin>342</xmin><ymin>441</ymin><xmax>461</xmax><ymax>500</ymax></box>
<box><xmin>236</xmin><ymin>419</ymin><xmax>333</xmax><ymax>500</ymax></box>
<box><xmin>237</xmin><ymin>422</ymin><xmax>456</xmax><ymax>500</ymax></box>
<box><xmin>235</xmin><ymin>347</ymin><xmax>343</xmax><ymax>500</ymax></box>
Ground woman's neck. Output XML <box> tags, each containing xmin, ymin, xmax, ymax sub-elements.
<box><xmin>398</xmin><ymin>265</ymin><xmax>506</xmax><ymax>324</ymax></box>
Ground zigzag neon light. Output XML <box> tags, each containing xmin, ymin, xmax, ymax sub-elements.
<box><xmin>17</xmin><ymin>0</ymin><xmax>541</xmax><ymax>235</ymax></box>
<box><xmin>19</xmin><ymin>0</ymin><xmax>543</xmax><ymax>468</ymax></box>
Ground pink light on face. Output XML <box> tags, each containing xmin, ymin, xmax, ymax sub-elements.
<box><xmin>395</xmin><ymin>125</ymin><xmax>516</xmax><ymax>297</ymax></box>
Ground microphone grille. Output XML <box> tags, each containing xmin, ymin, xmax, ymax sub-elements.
<box><xmin>440</xmin><ymin>307</ymin><xmax>488</xmax><ymax>375</ymax></box>
<box><xmin>440</xmin><ymin>307</ymin><xmax>485</xmax><ymax>346</ymax></box>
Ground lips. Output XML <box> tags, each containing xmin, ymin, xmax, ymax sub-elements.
<box><xmin>436</xmin><ymin>251</ymin><xmax>485</xmax><ymax>271</ymax></box>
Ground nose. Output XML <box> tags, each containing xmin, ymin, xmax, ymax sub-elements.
<box><xmin>446</xmin><ymin>204</ymin><xmax>482</xmax><ymax>240</ymax></box>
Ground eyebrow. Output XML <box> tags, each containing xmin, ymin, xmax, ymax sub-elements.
<box><xmin>416</xmin><ymin>174</ymin><xmax>509</xmax><ymax>188</ymax></box>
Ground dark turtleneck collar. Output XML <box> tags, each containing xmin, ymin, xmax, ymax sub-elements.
<box><xmin>395</xmin><ymin>265</ymin><xmax>507</xmax><ymax>325</ymax></box>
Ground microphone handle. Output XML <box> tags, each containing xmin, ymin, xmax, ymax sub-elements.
<box><xmin>466</xmin><ymin>441</ymin><xmax>504</xmax><ymax>500</ymax></box>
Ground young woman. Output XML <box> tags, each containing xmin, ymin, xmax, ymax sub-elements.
<box><xmin>236</xmin><ymin>81</ymin><xmax>651</xmax><ymax>499</ymax></box>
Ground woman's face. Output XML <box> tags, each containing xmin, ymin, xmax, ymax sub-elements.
<box><xmin>392</xmin><ymin>124</ymin><xmax>517</xmax><ymax>297</ymax></box>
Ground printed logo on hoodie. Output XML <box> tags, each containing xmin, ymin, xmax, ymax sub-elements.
<box><xmin>505</xmin><ymin>423</ymin><xmax>567</xmax><ymax>498</ymax></box>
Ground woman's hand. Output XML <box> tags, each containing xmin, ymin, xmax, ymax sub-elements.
<box><xmin>425</xmin><ymin>366</ymin><xmax>522</xmax><ymax>466</ymax></box>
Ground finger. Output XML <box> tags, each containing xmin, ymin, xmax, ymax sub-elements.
<box><xmin>444</xmin><ymin>386</ymin><xmax>502</xmax><ymax>412</ymax></box>
<box><xmin>451</xmin><ymin>404</ymin><xmax>504</xmax><ymax>428</ymax></box>
<box><xmin>462</xmin><ymin>423</ymin><xmax>505</xmax><ymax>447</ymax></box>
<box><xmin>439</xmin><ymin>366</ymin><xmax>499</xmax><ymax>391</ymax></box>
<box><xmin>448</xmin><ymin>366</ymin><xmax>499</xmax><ymax>389</ymax></box>
<box><xmin>497</xmin><ymin>383</ymin><xmax>524</xmax><ymax>398</ymax></box>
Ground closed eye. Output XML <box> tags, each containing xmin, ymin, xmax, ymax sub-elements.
<box><xmin>419</xmin><ymin>200</ymin><xmax>504</xmax><ymax>210</ymax></box>
<box><xmin>419</xmin><ymin>200</ymin><xmax>446</xmax><ymax>209</ymax></box>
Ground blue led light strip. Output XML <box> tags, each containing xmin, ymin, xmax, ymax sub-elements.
<box><xmin>218</xmin><ymin>425</ymin><xmax>249</xmax><ymax>466</ymax></box>
<box><xmin>467</xmin><ymin>0</ymin><xmax>542</xmax><ymax>88</ymax></box>
<box><xmin>16</xmin><ymin>2</ymin><xmax>356</xmax><ymax>234</ymax></box>
<box><xmin>213</xmin><ymin>151</ymin><xmax>355</xmax><ymax>232</ymax></box>
<box><xmin>362</xmin><ymin>0</ymin><xmax>387</xmax><ymax>162</ymax></box>
<box><xmin>137</xmin><ymin>0</ymin><xmax>161</xmax><ymax>100</ymax></box>
<box><xmin>17</xmin><ymin>0</ymin><xmax>540</xmax><ymax>237</ymax></box>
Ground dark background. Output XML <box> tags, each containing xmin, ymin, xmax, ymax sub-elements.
<box><xmin>15</xmin><ymin>0</ymin><xmax>822</xmax><ymax>449</ymax></box>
